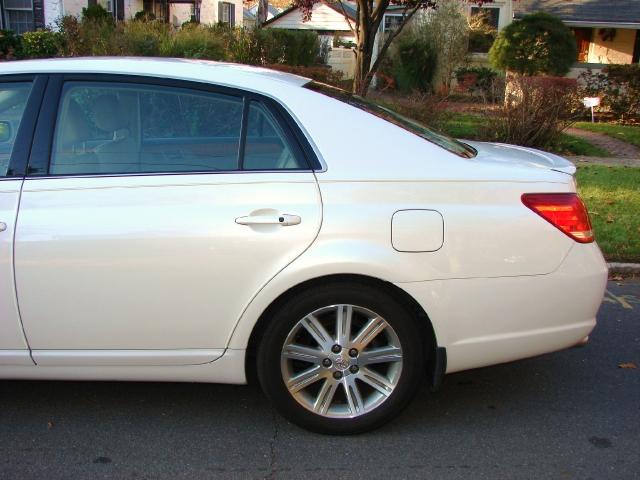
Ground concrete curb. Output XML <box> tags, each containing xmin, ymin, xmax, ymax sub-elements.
<box><xmin>608</xmin><ymin>262</ymin><xmax>640</xmax><ymax>275</ymax></box>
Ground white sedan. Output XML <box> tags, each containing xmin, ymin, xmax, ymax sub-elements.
<box><xmin>0</xmin><ymin>58</ymin><xmax>607</xmax><ymax>434</ymax></box>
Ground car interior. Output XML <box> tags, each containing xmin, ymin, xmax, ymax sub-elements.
<box><xmin>51</xmin><ymin>83</ymin><xmax>302</xmax><ymax>176</ymax></box>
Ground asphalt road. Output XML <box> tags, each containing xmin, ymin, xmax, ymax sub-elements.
<box><xmin>1</xmin><ymin>280</ymin><xmax>638</xmax><ymax>480</ymax></box>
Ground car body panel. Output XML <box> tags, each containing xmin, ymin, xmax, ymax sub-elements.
<box><xmin>15</xmin><ymin>173</ymin><xmax>321</xmax><ymax>361</ymax></box>
<box><xmin>0</xmin><ymin>179</ymin><xmax>33</xmax><ymax>365</ymax></box>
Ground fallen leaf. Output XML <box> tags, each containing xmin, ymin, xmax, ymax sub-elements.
<box><xmin>618</xmin><ymin>362</ymin><xmax>637</xmax><ymax>369</ymax></box>
<box><xmin>606</xmin><ymin>215</ymin><xmax>614</xmax><ymax>223</ymax></box>
<box><xmin>47</xmin><ymin>421</ymin><xmax>54</xmax><ymax>429</ymax></box>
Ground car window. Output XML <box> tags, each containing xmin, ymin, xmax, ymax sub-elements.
<box><xmin>50</xmin><ymin>82</ymin><xmax>244</xmax><ymax>175</ymax></box>
<box><xmin>0</xmin><ymin>82</ymin><xmax>32</xmax><ymax>177</ymax></box>
<box><xmin>243</xmin><ymin>100</ymin><xmax>305</xmax><ymax>170</ymax></box>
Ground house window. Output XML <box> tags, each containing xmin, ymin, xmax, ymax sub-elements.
<box><xmin>2</xmin><ymin>0</ymin><xmax>35</xmax><ymax>34</ymax></box>
<box><xmin>218</xmin><ymin>1</ymin><xmax>235</xmax><ymax>26</ymax></box>
<box><xmin>469</xmin><ymin>7</ymin><xmax>499</xmax><ymax>53</ymax></box>
<box><xmin>470</xmin><ymin>7</ymin><xmax>499</xmax><ymax>29</ymax></box>
<box><xmin>383</xmin><ymin>14</ymin><xmax>403</xmax><ymax>34</ymax></box>
<box><xmin>99</xmin><ymin>0</ymin><xmax>113</xmax><ymax>14</ymax></box>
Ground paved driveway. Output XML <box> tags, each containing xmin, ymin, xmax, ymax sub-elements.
<box><xmin>1</xmin><ymin>281</ymin><xmax>638</xmax><ymax>480</ymax></box>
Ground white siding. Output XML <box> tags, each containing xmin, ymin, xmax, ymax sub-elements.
<box><xmin>268</xmin><ymin>2</ymin><xmax>352</xmax><ymax>32</ymax></box>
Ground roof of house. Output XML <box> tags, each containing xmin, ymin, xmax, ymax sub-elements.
<box><xmin>264</xmin><ymin>0</ymin><xmax>407</xmax><ymax>26</ymax></box>
<box><xmin>513</xmin><ymin>0</ymin><xmax>640</xmax><ymax>25</ymax></box>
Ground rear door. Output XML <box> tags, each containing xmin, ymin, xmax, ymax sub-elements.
<box><xmin>14</xmin><ymin>75</ymin><xmax>322</xmax><ymax>366</ymax></box>
<box><xmin>0</xmin><ymin>75</ymin><xmax>45</xmax><ymax>366</ymax></box>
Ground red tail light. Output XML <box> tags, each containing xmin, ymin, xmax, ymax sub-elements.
<box><xmin>521</xmin><ymin>193</ymin><xmax>594</xmax><ymax>243</ymax></box>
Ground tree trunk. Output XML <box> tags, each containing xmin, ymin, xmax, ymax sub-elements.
<box><xmin>256</xmin><ymin>0</ymin><xmax>269</xmax><ymax>27</ymax></box>
<box><xmin>352</xmin><ymin>15</ymin><xmax>376</xmax><ymax>97</ymax></box>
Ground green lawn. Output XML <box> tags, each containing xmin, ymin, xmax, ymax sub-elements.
<box><xmin>574</xmin><ymin>122</ymin><xmax>640</xmax><ymax>148</ymax></box>
<box><xmin>553</xmin><ymin>133</ymin><xmax>610</xmax><ymax>157</ymax></box>
<box><xmin>440</xmin><ymin>113</ymin><xmax>485</xmax><ymax>140</ymax></box>
<box><xmin>577</xmin><ymin>165</ymin><xmax>640</xmax><ymax>262</ymax></box>
<box><xmin>439</xmin><ymin>113</ymin><xmax>609</xmax><ymax>156</ymax></box>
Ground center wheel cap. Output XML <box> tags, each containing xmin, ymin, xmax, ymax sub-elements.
<box><xmin>334</xmin><ymin>356</ymin><xmax>350</xmax><ymax>371</ymax></box>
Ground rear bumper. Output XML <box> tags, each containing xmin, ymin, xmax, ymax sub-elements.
<box><xmin>397</xmin><ymin>242</ymin><xmax>608</xmax><ymax>374</ymax></box>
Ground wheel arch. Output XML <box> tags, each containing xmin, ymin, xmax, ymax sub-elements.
<box><xmin>242</xmin><ymin>273</ymin><xmax>440</xmax><ymax>386</ymax></box>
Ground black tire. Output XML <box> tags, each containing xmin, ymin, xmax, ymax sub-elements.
<box><xmin>256</xmin><ymin>281</ymin><xmax>426</xmax><ymax>434</ymax></box>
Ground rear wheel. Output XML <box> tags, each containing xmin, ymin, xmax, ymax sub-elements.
<box><xmin>257</xmin><ymin>282</ymin><xmax>426</xmax><ymax>434</ymax></box>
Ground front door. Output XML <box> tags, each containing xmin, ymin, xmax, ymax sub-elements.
<box><xmin>14</xmin><ymin>76</ymin><xmax>322</xmax><ymax>366</ymax></box>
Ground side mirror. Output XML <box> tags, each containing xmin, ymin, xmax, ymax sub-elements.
<box><xmin>0</xmin><ymin>121</ymin><xmax>11</xmax><ymax>143</ymax></box>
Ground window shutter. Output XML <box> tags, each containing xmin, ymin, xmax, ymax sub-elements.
<box><xmin>218</xmin><ymin>2</ymin><xmax>223</xmax><ymax>23</ymax></box>
<box><xmin>33</xmin><ymin>0</ymin><xmax>45</xmax><ymax>29</ymax></box>
<box><xmin>116</xmin><ymin>0</ymin><xmax>124</xmax><ymax>20</ymax></box>
<box><xmin>230</xmin><ymin>3</ymin><xmax>235</xmax><ymax>27</ymax></box>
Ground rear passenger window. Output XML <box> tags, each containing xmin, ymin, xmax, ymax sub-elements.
<box><xmin>0</xmin><ymin>82</ymin><xmax>32</xmax><ymax>177</ymax></box>
<box><xmin>243</xmin><ymin>100</ymin><xmax>305</xmax><ymax>170</ymax></box>
<box><xmin>50</xmin><ymin>83</ymin><xmax>243</xmax><ymax>175</ymax></box>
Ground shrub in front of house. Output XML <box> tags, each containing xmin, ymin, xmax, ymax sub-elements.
<box><xmin>0</xmin><ymin>29</ymin><xmax>21</xmax><ymax>60</ymax></box>
<box><xmin>489</xmin><ymin>12</ymin><xmax>576</xmax><ymax>76</ymax></box>
<box><xmin>579</xmin><ymin>65</ymin><xmax>640</xmax><ymax>123</ymax></box>
<box><xmin>225</xmin><ymin>27</ymin><xmax>319</xmax><ymax>67</ymax></box>
<box><xmin>20</xmin><ymin>29</ymin><xmax>61</xmax><ymax>59</ymax></box>
<box><xmin>120</xmin><ymin>19</ymin><xmax>172</xmax><ymax>56</ymax></box>
<box><xmin>455</xmin><ymin>66</ymin><xmax>502</xmax><ymax>102</ymax></box>
<box><xmin>389</xmin><ymin>32</ymin><xmax>438</xmax><ymax>93</ymax></box>
<box><xmin>164</xmin><ymin>24</ymin><xmax>226</xmax><ymax>60</ymax></box>
<box><xmin>484</xmin><ymin>75</ymin><xmax>580</xmax><ymax>148</ymax></box>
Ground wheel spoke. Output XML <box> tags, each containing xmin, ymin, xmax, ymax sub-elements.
<box><xmin>282</xmin><ymin>344</ymin><xmax>325</xmax><ymax>364</ymax></box>
<box><xmin>335</xmin><ymin>304</ymin><xmax>353</xmax><ymax>345</ymax></box>
<box><xmin>300</xmin><ymin>314</ymin><xmax>333</xmax><ymax>350</ymax></box>
<box><xmin>313</xmin><ymin>378</ymin><xmax>339</xmax><ymax>415</ymax></box>
<box><xmin>343</xmin><ymin>377</ymin><xmax>365</xmax><ymax>416</ymax></box>
<box><xmin>352</xmin><ymin>316</ymin><xmax>386</xmax><ymax>350</ymax></box>
<box><xmin>287</xmin><ymin>365</ymin><xmax>324</xmax><ymax>394</ymax></box>
<box><xmin>359</xmin><ymin>345</ymin><xmax>402</xmax><ymax>366</ymax></box>
<box><xmin>358</xmin><ymin>367</ymin><xmax>394</xmax><ymax>397</ymax></box>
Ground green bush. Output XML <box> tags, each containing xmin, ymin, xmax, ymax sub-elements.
<box><xmin>579</xmin><ymin>65</ymin><xmax>640</xmax><ymax>123</ymax></box>
<box><xmin>489</xmin><ymin>12</ymin><xmax>576</xmax><ymax>76</ymax></box>
<box><xmin>134</xmin><ymin>10</ymin><xmax>156</xmax><ymax>22</ymax></box>
<box><xmin>164</xmin><ymin>24</ymin><xmax>226</xmax><ymax>59</ymax></box>
<box><xmin>121</xmin><ymin>20</ymin><xmax>171</xmax><ymax>56</ymax></box>
<box><xmin>226</xmin><ymin>28</ymin><xmax>319</xmax><ymax>66</ymax></box>
<box><xmin>391</xmin><ymin>33</ymin><xmax>437</xmax><ymax>93</ymax></box>
<box><xmin>20</xmin><ymin>29</ymin><xmax>61</xmax><ymax>59</ymax></box>
<box><xmin>455</xmin><ymin>66</ymin><xmax>501</xmax><ymax>101</ymax></box>
<box><xmin>0</xmin><ymin>29</ymin><xmax>21</xmax><ymax>60</ymax></box>
<box><xmin>81</xmin><ymin>4</ymin><xmax>114</xmax><ymax>25</ymax></box>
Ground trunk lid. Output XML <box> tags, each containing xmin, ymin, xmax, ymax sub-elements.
<box><xmin>463</xmin><ymin>140</ymin><xmax>576</xmax><ymax>175</ymax></box>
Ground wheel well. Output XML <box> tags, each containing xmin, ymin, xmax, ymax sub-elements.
<box><xmin>244</xmin><ymin>273</ymin><xmax>438</xmax><ymax>386</ymax></box>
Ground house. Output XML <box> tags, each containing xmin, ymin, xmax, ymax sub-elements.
<box><xmin>513</xmin><ymin>0</ymin><xmax>640</xmax><ymax>66</ymax></box>
<box><xmin>0</xmin><ymin>0</ymin><xmax>242</xmax><ymax>32</ymax></box>
<box><xmin>264</xmin><ymin>0</ymin><xmax>406</xmax><ymax>78</ymax></box>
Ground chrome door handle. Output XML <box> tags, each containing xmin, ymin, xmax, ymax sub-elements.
<box><xmin>235</xmin><ymin>214</ymin><xmax>301</xmax><ymax>226</ymax></box>
<box><xmin>0</xmin><ymin>222</ymin><xmax>6</xmax><ymax>232</ymax></box>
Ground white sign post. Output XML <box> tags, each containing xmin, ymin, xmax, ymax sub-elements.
<box><xmin>582</xmin><ymin>97</ymin><xmax>601</xmax><ymax>123</ymax></box>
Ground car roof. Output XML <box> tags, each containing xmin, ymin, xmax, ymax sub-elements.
<box><xmin>0</xmin><ymin>57</ymin><xmax>310</xmax><ymax>93</ymax></box>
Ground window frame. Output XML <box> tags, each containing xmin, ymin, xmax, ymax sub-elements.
<box><xmin>0</xmin><ymin>74</ymin><xmax>47</xmax><ymax>179</ymax></box>
<box><xmin>26</xmin><ymin>73</ymin><xmax>321</xmax><ymax>178</ymax></box>
<box><xmin>2</xmin><ymin>0</ymin><xmax>35</xmax><ymax>34</ymax></box>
